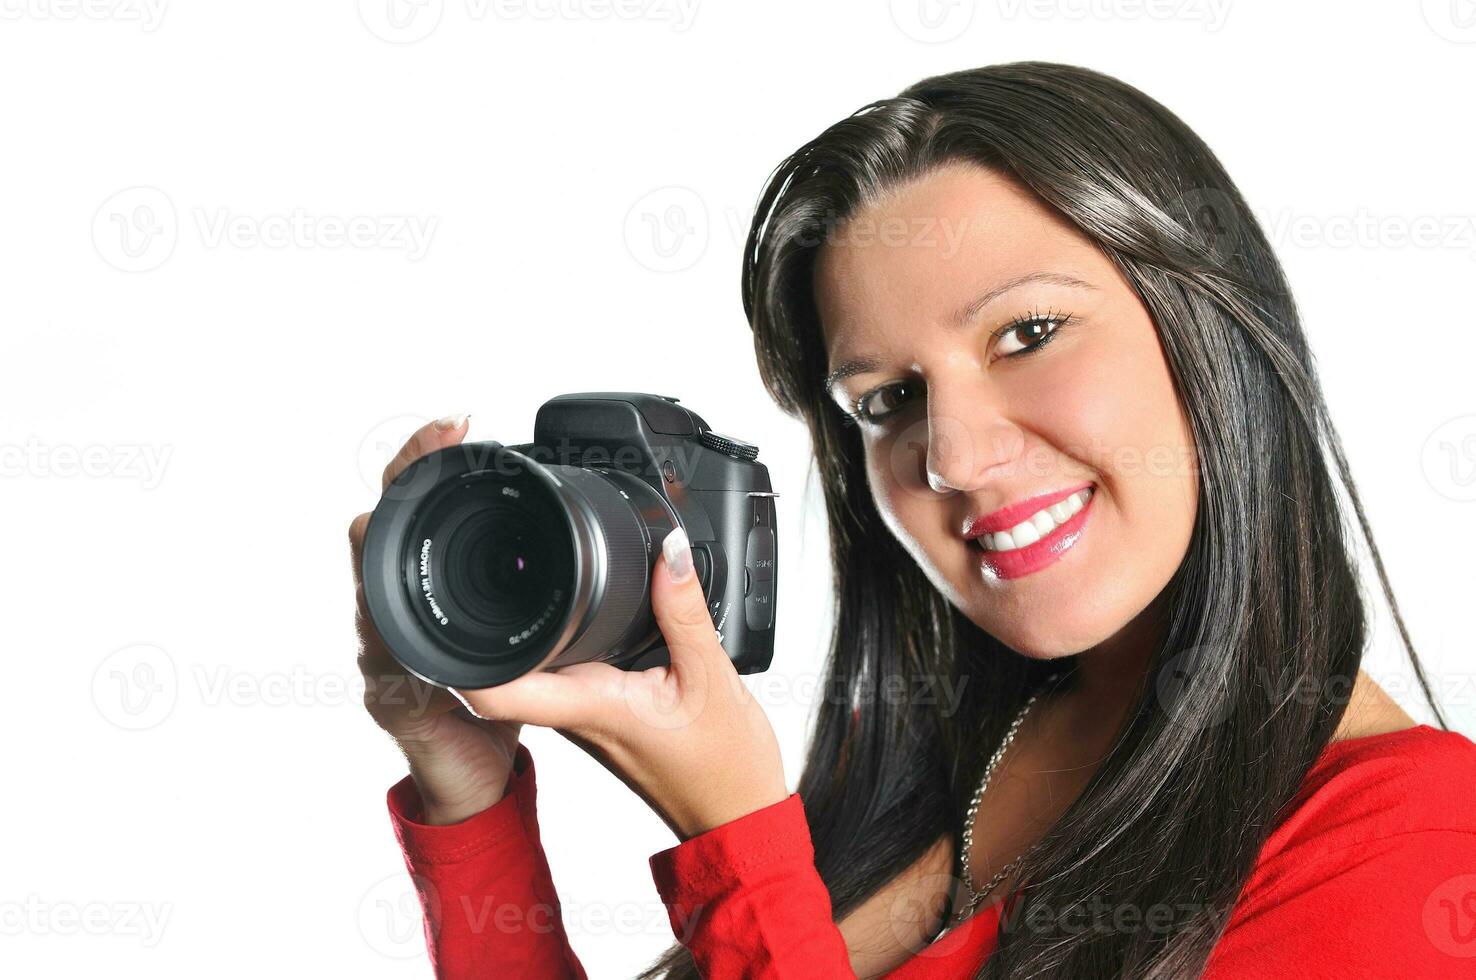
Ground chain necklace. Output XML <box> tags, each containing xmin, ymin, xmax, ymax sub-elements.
<box><xmin>938</xmin><ymin>671</ymin><xmax>1061</xmax><ymax>938</ymax></box>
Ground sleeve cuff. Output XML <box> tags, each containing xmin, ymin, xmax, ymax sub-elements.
<box><xmin>648</xmin><ymin>792</ymin><xmax>816</xmax><ymax>903</ymax></box>
<box><xmin>386</xmin><ymin>742</ymin><xmax>541</xmax><ymax>865</ymax></box>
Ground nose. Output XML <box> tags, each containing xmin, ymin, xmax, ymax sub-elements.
<box><xmin>922</xmin><ymin>382</ymin><xmax>1019</xmax><ymax>494</ymax></box>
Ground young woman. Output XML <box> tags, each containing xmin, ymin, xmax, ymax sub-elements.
<box><xmin>349</xmin><ymin>62</ymin><xmax>1476</xmax><ymax>978</ymax></box>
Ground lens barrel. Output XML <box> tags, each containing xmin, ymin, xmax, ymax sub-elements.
<box><xmin>360</xmin><ymin>442</ymin><xmax>676</xmax><ymax>688</ymax></box>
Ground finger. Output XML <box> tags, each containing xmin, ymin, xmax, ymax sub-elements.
<box><xmin>351</xmin><ymin>414</ymin><xmax>469</xmax><ymax>586</ymax></box>
<box><xmin>452</xmin><ymin>667</ymin><xmax>608</xmax><ymax>732</ymax></box>
<box><xmin>354</xmin><ymin>580</ymin><xmax>402</xmax><ymax>673</ymax></box>
<box><xmin>382</xmin><ymin>413</ymin><xmax>470</xmax><ymax>492</ymax></box>
<box><xmin>652</xmin><ymin>527</ymin><xmax>735</xmax><ymax>682</ymax></box>
<box><xmin>348</xmin><ymin>512</ymin><xmax>371</xmax><ymax>589</ymax></box>
<box><xmin>351</xmin><ymin>581</ymin><xmax>454</xmax><ymax>726</ymax></box>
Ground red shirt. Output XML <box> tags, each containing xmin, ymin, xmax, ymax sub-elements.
<box><xmin>385</xmin><ymin>724</ymin><xmax>1476</xmax><ymax>977</ymax></box>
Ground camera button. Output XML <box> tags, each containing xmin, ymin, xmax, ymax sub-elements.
<box><xmin>691</xmin><ymin>543</ymin><xmax>712</xmax><ymax>590</ymax></box>
<box><xmin>744</xmin><ymin>526</ymin><xmax>776</xmax><ymax>582</ymax></box>
<box><xmin>745</xmin><ymin>577</ymin><xmax>774</xmax><ymax>631</ymax></box>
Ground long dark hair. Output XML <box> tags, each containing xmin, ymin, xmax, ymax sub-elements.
<box><xmin>640</xmin><ymin>61</ymin><xmax>1448</xmax><ymax>979</ymax></box>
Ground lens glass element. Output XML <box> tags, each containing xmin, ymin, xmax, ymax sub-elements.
<box><xmin>404</xmin><ymin>469</ymin><xmax>575</xmax><ymax>663</ymax></box>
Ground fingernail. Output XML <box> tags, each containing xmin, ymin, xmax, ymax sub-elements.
<box><xmin>434</xmin><ymin>413</ymin><xmax>469</xmax><ymax>432</ymax></box>
<box><xmin>449</xmin><ymin>687</ymin><xmax>487</xmax><ymax>720</ymax></box>
<box><xmin>663</xmin><ymin>526</ymin><xmax>693</xmax><ymax>582</ymax></box>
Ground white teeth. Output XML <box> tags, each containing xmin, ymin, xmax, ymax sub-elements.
<box><xmin>1010</xmin><ymin>520</ymin><xmax>1041</xmax><ymax>548</ymax></box>
<box><xmin>978</xmin><ymin>487</ymin><xmax>1093</xmax><ymax>553</ymax></box>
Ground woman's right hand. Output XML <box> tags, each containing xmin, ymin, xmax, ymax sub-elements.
<box><xmin>349</xmin><ymin>414</ymin><xmax>523</xmax><ymax>825</ymax></box>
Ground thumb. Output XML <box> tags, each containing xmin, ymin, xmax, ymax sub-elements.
<box><xmin>451</xmin><ymin>669</ymin><xmax>593</xmax><ymax>731</ymax></box>
<box><xmin>653</xmin><ymin>527</ymin><xmax>726</xmax><ymax>673</ymax></box>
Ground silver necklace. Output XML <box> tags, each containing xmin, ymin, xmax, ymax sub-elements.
<box><xmin>940</xmin><ymin>671</ymin><xmax>1060</xmax><ymax>936</ymax></box>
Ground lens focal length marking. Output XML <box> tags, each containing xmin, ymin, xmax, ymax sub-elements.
<box><xmin>509</xmin><ymin>590</ymin><xmax>564</xmax><ymax>646</ymax></box>
<box><xmin>418</xmin><ymin>538</ymin><xmax>450</xmax><ymax>626</ymax></box>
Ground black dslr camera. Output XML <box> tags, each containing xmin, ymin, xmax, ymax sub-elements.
<box><xmin>360</xmin><ymin>392</ymin><xmax>778</xmax><ymax>689</ymax></box>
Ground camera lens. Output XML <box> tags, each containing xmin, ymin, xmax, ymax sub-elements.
<box><xmin>443</xmin><ymin>506</ymin><xmax>546</xmax><ymax>627</ymax></box>
<box><xmin>413</xmin><ymin>478</ymin><xmax>574</xmax><ymax>656</ymax></box>
<box><xmin>360</xmin><ymin>442</ymin><xmax>676</xmax><ymax>689</ymax></box>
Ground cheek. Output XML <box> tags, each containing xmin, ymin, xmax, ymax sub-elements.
<box><xmin>865</xmin><ymin>444</ymin><xmax>943</xmax><ymax>555</ymax></box>
<box><xmin>866</xmin><ymin>446</ymin><xmax>917</xmax><ymax>540</ymax></box>
<box><xmin>864</xmin><ymin>448</ymin><xmax>974</xmax><ymax>606</ymax></box>
<box><xmin>1039</xmin><ymin>325</ymin><xmax>1198</xmax><ymax>546</ymax></box>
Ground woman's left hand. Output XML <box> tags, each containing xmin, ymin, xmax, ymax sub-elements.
<box><xmin>451</xmin><ymin>526</ymin><xmax>789</xmax><ymax>841</ymax></box>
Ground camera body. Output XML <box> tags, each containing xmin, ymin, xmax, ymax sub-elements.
<box><xmin>360</xmin><ymin>392</ymin><xmax>777</xmax><ymax>689</ymax></box>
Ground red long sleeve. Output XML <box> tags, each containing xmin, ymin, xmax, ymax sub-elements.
<box><xmin>389</xmin><ymin>744</ymin><xmax>854</xmax><ymax>978</ymax></box>
<box><xmin>648</xmin><ymin>793</ymin><xmax>855</xmax><ymax>978</ymax></box>
<box><xmin>387</xmin><ymin>745</ymin><xmax>589</xmax><ymax>979</ymax></box>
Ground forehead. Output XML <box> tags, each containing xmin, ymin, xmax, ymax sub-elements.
<box><xmin>814</xmin><ymin>162</ymin><xmax>1096</xmax><ymax>352</ymax></box>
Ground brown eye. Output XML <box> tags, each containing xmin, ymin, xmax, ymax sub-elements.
<box><xmin>995</xmin><ymin>315</ymin><xmax>1064</xmax><ymax>358</ymax></box>
<box><xmin>856</xmin><ymin>381</ymin><xmax>919</xmax><ymax>423</ymax></box>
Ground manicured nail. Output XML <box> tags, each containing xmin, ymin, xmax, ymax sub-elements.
<box><xmin>663</xmin><ymin>526</ymin><xmax>693</xmax><ymax>582</ymax></box>
<box><xmin>448</xmin><ymin>688</ymin><xmax>481</xmax><ymax>718</ymax></box>
<box><xmin>434</xmin><ymin>413</ymin><xmax>469</xmax><ymax>432</ymax></box>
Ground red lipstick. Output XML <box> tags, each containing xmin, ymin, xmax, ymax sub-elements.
<box><xmin>963</xmin><ymin>482</ymin><xmax>1096</xmax><ymax>581</ymax></box>
<box><xmin>963</xmin><ymin>482</ymin><xmax>1095</xmax><ymax>538</ymax></box>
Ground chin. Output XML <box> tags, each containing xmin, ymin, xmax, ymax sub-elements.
<box><xmin>988</xmin><ymin>630</ymin><xmax>1088</xmax><ymax>661</ymax></box>
<box><xmin>956</xmin><ymin>593</ymin><xmax>1115</xmax><ymax>661</ymax></box>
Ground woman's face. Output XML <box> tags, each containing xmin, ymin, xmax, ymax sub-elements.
<box><xmin>815</xmin><ymin>162</ymin><xmax>1198</xmax><ymax>659</ymax></box>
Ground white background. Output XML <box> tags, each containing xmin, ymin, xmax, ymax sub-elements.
<box><xmin>3</xmin><ymin>2</ymin><xmax>1475</xmax><ymax>977</ymax></box>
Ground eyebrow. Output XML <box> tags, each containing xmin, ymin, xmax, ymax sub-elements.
<box><xmin>951</xmin><ymin>271</ymin><xmax>1099</xmax><ymax>327</ymax></box>
<box><xmin>822</xmin><ymin>356</ymin><xmax>881</xmax><ymax>398</ymax></box>
<box><xmin>822</xmin><ymin>271</ymin><xmax>1099</xmax><ymax>396</ymax></box>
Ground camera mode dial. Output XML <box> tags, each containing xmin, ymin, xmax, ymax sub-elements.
<box><xmin>698</xmin><ymin>430</ymin><xmax>760</xmax><ymax>461</ymax></box>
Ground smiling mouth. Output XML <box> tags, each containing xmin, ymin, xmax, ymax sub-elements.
<box><xmin>970</xmin><ymin>486</ymin><xmax>1095</xmax><ymax>552</ymax></box>
<box><xmin>963</xmin><ymin>483</ymin><xmax>1097</xmax><ymax>583</ymax></box>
